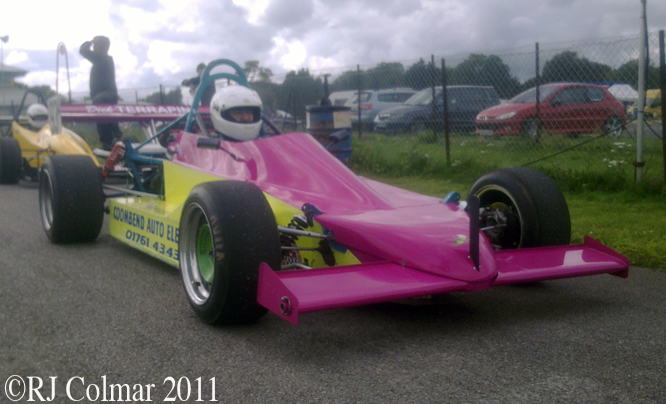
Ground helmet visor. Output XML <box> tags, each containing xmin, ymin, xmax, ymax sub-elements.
<box><xmin>222</xmin><ymin>106</ymin><xmax>261</xmax><ymax>124</ymax></box>
<box><xmin>31</xmin><ymin>114</ymin><xmax>49</xmax><ymax>121</ymax></box>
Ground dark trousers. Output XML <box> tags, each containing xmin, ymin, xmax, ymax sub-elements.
<box><xmin>98</xmin><ymin>122</ymin><xmax>122</xmax><ymax>148</ymax></box>
<box><xmin>93</xmin><ymin>91</ymin><xmax>122</xmax><ymax>148</ymax></box>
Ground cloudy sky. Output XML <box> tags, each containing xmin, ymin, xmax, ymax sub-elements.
<box><xmin>2</xmin><ymin>0</ymin><xmax>665</xmax><ymax>97</ymax></box>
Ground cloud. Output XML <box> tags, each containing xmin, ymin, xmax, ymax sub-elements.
<box><xmin>262</xmin><ymin>0</ymin><xmax>315</xmax><ymax>27</ymax></box>
<box><xmin>2</xmin><ymin>0</ymin><xmax>665</xmax><ymax>95</ymax></box>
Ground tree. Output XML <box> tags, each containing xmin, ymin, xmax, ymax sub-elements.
<box><xmin>12</xmin><ymin>84</ymin><xmax>59</xmax><ymax>103</ymax></box>
<box><xmin>404</xmin><ymin>58</ymin><xmax>441</xmax><ymax>90</ymax></box>
<box><xmin>449</xmin><ymin>54</ymin><xmax>521</xmax><ymax>99</ymax></box>
<box><xmin>144</xmin><ymin>87</ymin><xmax>183</xmax><ymax>105</ymax></box>
<box><xmin>608</xmin><ymin>59</ymin><xmax>660</xmax><ymax>90</ymax></box>
<box><xmin>331</xmin><ymin>70</ymin><xmax>359</xmax><ymax>91</ymax></box>
<box><xmin>541</xmin><ymin>51</ymin><xmax>611</xmax><ymax>83</ymax></box>
<box><xmin>364</xmin><ymin>62</ymin><xmax>405</xmax><ymax>89</ymax></box>
<box><xmin>277</xmin><ymin>69</ymin><xmax>323</xmax><ymax>120</ymax></box>
<box><xmin>243</xmin><ymin>60</ymin><xmax>273</xmax><ymax>83</ymax></box>
<box><xmin>249</xmin><ymin>81</ymin><xmax>280</xmax><ymax>111</ymax></box>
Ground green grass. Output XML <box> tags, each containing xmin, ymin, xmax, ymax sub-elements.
<box><xmin>352</xmin><ymin>131</ymin><xmax>666</xmax><ymax>271</ymax></box>
<box><xmin>352</xmin><ymin>131</ymin><xmax>665</xmax><ymax>192</ymax></box>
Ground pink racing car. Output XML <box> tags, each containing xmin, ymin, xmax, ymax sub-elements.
<box><xmin>38</xmin><ymin>60</ymin><xmax>629</xmax><ymax>325</ymax></box>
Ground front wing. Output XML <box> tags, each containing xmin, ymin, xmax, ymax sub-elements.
<box><xmin>258</xmin><ymin>236</ymin><xmax>629</xmax><ymax>324</ymax></box>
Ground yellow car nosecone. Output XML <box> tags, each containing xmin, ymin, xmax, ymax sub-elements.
<box><xmin>0</xmin><ymin>121</ymin><xmax>99</xmax><ymax>184</ymax></box>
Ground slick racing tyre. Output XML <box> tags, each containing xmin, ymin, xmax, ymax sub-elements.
<box><xmin>0</xmin><ymin>137</ymin><xmax>22</xmax><ymax>184</ymax></box>
<box><xmin>39</xmin><ymin>155</ymin><xmax>105</xmax><ymax>243</ymax></box>
<box><xmin>179</xmin><ymin>181</ymin><xmax>281</xmax><ymax>325</ymax></box>
<box><xmin>468</xmin><ymin>167</ymin><xmax>570</xmax><ymax>249</ymax></box>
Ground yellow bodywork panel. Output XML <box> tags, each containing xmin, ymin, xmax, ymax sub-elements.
<box><xmin>108</xmin><ymin>160</ymin><xmax>360</xmax><ymax>268</ymax></box>
<box><xmin>12</xmin><ymin>122</ymin><xmax>100</xmax><ymax>168</ymax></box>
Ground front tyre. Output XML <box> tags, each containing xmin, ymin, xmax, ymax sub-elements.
<box><xmin>468</xmin><ymin>167</ymin><xmax>570</xmax><ymax>249</ymax></box>
<box><xmin>0</xmin><ymin>137</ymin><xmax>22</xmax><ymax>184</ymax></box>
<box><xmin>179</xmin><ymin>181</ymin><xmax>281</xmax><ymax>325</ymax></box>
<box><xmin>39</xmin><ymin>156</ymin><xmax>104</xmax><ymax>243</ymax></box>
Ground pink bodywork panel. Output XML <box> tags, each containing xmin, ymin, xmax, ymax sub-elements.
<box><xmin>172</xmin><ymin>131</ymin><xmax>629</xmax><ymax>323</ymax></box>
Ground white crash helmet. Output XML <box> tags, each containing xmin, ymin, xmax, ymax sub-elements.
<box><xmin>210</xmin><ymin>86</ymin><xmax>262</xmax><ymax>141</ymax></box>
<box><xmin>27</xmin><ymin>104</ymin><xmax>49</xmax><ymax>129</ymax></box>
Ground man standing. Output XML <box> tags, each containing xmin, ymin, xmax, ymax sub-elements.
<box><xmin>182</xmin><ymin>63</ymin><xmax>215</xmax><ymax>107</ymax></box>
<box><xmin>80</xmin><ymin>36</ymin><xmax>122</xmax><ymax>150</ymax></box>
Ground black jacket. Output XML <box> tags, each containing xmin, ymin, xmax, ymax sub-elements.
<box><xmin>80</xmin><ymin>41</ymin><xmax>119</xmax><ymax>104</ymax></box>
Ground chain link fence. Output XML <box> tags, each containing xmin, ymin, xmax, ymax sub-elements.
<box><xmin>313</xmin><ymin>32</ymin><xmax>663</xmax><ymax>186</ymax></box>
<box><xmin>69</xmin><ymin>32</ymin><xmax>664</xmax><ymax>185</ymax></box>
<box><xmin>67</xmin><ymin>86</ymin><xmax>184</xmax><ymax>106</ymax></box>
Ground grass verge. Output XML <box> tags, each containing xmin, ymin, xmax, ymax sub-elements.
<box><xmin>352</xmin><ymin>131</ymin><xmax>666</xmax><ymax>271</ymax></box>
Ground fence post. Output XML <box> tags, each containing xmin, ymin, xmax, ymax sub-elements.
<box><xmin>291</xmin><ymin>85</ymin><xmax>297</xmax><ymax>125</ymax></box>
<box><xmin>356</xmin><ymin>64</ymin><xmax>362</xmax><ymax>138</ymax></box>
<box><xmin>635</xmin><ymin>0</ymin><xmax>647</xmax><ymax>182</ymax></box>
<box><xmin>535</xmin><ymin>43</ymin><xmax>541</xmax><ymax>144</ymax></box>
<box><xmin>441</xmin><ymin>58</ymin><xmax>450</xmax><ymax>166</ymax></box>
<box><xmin>430</xmin><ymin>55</ymin><xmax>438</xmax><ymax>142</ymax></box>
<box><xmin>659</xmin><ymin>29</ymin><xmax>666</xmax><ymax>184</ymax></box>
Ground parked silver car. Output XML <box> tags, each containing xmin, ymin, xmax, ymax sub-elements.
<box><xmin>349</xmin><ymin>87</ymin><xmax>416</xmax><ymax>130</ymax></box>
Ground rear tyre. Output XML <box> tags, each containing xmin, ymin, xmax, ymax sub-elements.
<box><xmin>39</xmin><ymin>156</ymin><xmax>104</xmax><ymax>243</ymax></box>
<box><xmin>468</xmin><ymin>167</ymin><xmax>570</xmax><ymax>249</ymax></box>
<box><xmin>179</xmin><ymin>181</ymin><xmax>281</xmax><ymax>325</ymax></box>
<box><xmin>0</xmin><ymin>137</ymin><xmax>22</xmax><ymax>184</ymax></box>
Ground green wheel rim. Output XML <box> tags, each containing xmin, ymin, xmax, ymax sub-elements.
<box><xmin>196</xmin><ymin>222</ymin><xmax>215</xmax><ymax>284</ymax></box>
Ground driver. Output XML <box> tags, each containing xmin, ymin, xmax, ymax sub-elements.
<box><xmin>27</xmin><ymin>104</ymin><xmax>49</xmax><ymax>130</ymax></box>
<box><xmin>209</xmin><ymin>86</ymin><xmax>263</xmax><ymax>141</ymax></box>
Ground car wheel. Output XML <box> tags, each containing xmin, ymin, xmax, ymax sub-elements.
<box><xmin>179</xmin><ymin>181</ymin><xmax>281</xmax><ymax>325</ymax></box>
<box><xmin>39</xmin><ymin>155</ymin><xmax>105</xmax><ymax>243</ymax></box>
<box><xmin>604</xmin><ymin>116</ymin><xmax>624</xmax><ymax>138</ymax></box>
<box><xmin>468</xmin><ymin>167</ymin><xmax>570</xmax><ymax>249</ymax></box>
<box><xmin>0</xmin><ymin>137</ymin><xmax>22</xmax><ymax>184</ymax></box>
<box><xmin>520</xmin><ymin>117</ymin><xmax>542</xmax><ymax>144</ymax></box>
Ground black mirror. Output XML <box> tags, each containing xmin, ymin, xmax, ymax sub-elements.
<box><xmin>196</xmin><ymin>137</ymin><xmax>221</xmax><ymax>149</ymax></box>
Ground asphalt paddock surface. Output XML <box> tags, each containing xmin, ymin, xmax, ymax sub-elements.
<box><xmin>1</xmin><ymin>183</ymin><xmax>664</xmax><ymax>403</ymax></box>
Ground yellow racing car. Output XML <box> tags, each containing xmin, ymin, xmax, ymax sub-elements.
<box><xmin>0</xmin><ymin>102</ymin><xmax>98</xmax><ymax>184</ymax></box>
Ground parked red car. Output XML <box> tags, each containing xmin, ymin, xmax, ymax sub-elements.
<box><xmin>475</xmin><ymin>83</ymin><xmax>626</xmax><ymax>139</ymax></box>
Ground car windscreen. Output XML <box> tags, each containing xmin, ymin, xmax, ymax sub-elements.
<box><xmin>448</xmin><ymin>88</ymin><xmax>498</xmax><ymax>104</ymax></box>
<box><xmin>404</xmin><ymin>89</ymin><xmax>440</xmax><ymax>106</ymax></box>
<box><xmin>377</xmin><ymin>92</ymin><xmax>414</xmax><ymax>103</ymax></box>
<box><xmin>351</xmin><ymin>92</ymin><xmax>371</xmax><ymax>103</ymax></box>
<box><xmin>509</xmin><ymin>86</ymin><xmax>560</xmax><ymax>103</ymax></box>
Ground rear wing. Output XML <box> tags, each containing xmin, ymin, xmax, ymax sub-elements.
<box><xmin>59</xmin><ymin>104</ymin><xmax>210</xmax><ymax>123</ymax></box>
